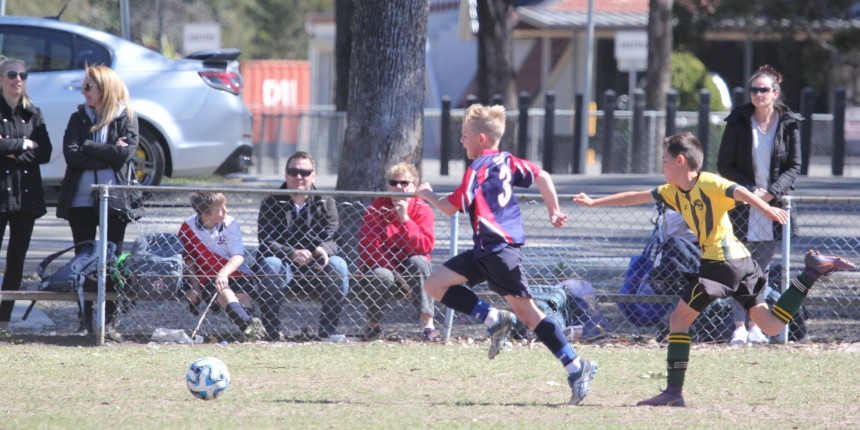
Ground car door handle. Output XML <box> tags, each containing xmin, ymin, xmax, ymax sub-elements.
<box><xmin>65</xmin><ymin>81</ymin><xmax>83</xmax><ymax>90</ymax></box>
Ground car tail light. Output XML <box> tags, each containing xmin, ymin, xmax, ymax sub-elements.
<box><xmin>198</xmin><ymin>71</ymin><xmax>242</xmax><ymax>95</ymax></box>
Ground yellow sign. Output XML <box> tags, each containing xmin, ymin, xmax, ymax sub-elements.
<box><xmin>588</xmin><ymin>101</ymin><xmax>597</xmax><ymax>137</ymax></box>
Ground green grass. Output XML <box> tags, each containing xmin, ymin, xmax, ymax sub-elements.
<box><xmin>0</xmin><ymin>341</ymin><xmax>858</xmax><ymax>429</ymax></box>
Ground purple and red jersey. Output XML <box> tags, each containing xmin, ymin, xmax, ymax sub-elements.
<box><xmin>447</xmin><ymin>149</ymin><xmax>541</xmax><ymax>256</ymax></box>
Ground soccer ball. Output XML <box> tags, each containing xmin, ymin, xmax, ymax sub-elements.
<box><xmin>186</xmin><ymin>357</ymin><xmax>231</xmax><ymax>400</ymax></box>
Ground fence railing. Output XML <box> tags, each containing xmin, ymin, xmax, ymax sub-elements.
<box><xmin>253</xmin><ymin>102</ymin><xmax>858</xmax><ymax>178</ymax></box>
<box><xmin>70</xmin><ymin>185</ymin><xmax>860</xmax><ymax>346</ymax></box>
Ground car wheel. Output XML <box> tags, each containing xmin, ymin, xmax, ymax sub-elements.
<box><xmin>136</xmin><ymin>126</ymin><xmax>166</xmax><ymax>186</ymax></box>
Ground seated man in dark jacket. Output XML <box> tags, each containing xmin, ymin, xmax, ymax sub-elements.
<box><xmin>256</xmin><ymin>151</ymin><xmax>346</xmax><ymax>342</ymax></box>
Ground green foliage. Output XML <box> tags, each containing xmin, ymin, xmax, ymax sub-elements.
<box><xmin>671</xmin><ymin>51</ymin><xmax>724</xmax><ymax>111</ymax></box>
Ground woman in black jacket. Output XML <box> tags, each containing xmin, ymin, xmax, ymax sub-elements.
<box><xmin>717</xmin><ymin>65</ymin><xmax>802</xmax><ymax>344</ymax></box>
<box><xmin>57</xmin><ymin>65</ymin><xmax>139</xmax><ymax>335</ymax></box>
<box><xmin>0</xmin><ymin>57</ymin><xmax>52</xmax><ymax>332</ymax></box>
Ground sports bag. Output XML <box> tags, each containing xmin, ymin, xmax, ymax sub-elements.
<box><xmin>512</xmin><ymin>285</ymin><xmax>570</xmax><ymax>339</ymax></box>
<box><xmin>22</xmin><ymin>240</ymin><xmax>117</xmax><ymax>321</ymax></box>
<box><xmin>120</xmin><ymin>233</ymin><xmax>184</xmax><ymax>300</ymax></box>
<box><xmin>562</xmin><ymin>279</ymin><xmax>613</xmax><ymax>340</ymax></box>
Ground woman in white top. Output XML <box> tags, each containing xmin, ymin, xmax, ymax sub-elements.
<box><xmin>717</xmin><ymin>65</ymin><xmax>802</xmax><ymax>344</ymax></box>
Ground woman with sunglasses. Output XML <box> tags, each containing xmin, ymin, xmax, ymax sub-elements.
<box><xmin>717</xmin><ymin>64</ymin><xmax>802</xmax><ymax>344</ymax></box>
<box><xmin>0</xmin><ymin>57</ymin><xmax>52</xmax><ymax>333</ymax></box>
<box><xmin>57</xmin><ymin>65</ymin><xmax>139</xmax><ymax>335</ymax></box>
<box><xmin>356</xmin><ymin>162</ymin><xmax>436</xmax><ymax>341</ymax></box>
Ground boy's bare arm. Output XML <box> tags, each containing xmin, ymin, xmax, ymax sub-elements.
<box><xmin>415</xmin><ymin>183</ymin><xmax>458</xmax><ymax>216</ymax></box>
<box><xmin>535</xmin><ymin>170</ymin><xmax>567</xmax><ymax>228</ymax></box>
<box><xmin>573</xmin><ymin>190</ymin><xmax>654</xmax><ymax>207</ymax></box>
<box><xmin>215</xmin><ymin>255</ymin><xmax>245</xmax><ymax>290</ymax></box>
<box><xmin>734</xmin><ymin>187</ymin><xmax>788</xmax><ymax>224</ymax></box>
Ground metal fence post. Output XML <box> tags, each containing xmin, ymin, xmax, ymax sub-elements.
<box><xmin>572</xmin><ymin>93</ymin><xmax>584</xmax><ymax>173</ymax></box>
<box><xmin>543</xmin><ymin>92</ymin><xmax>556</xmax><ymax>173</ymax></box>
<box><xmin>833</xmin><ymin>88</ymin><xmax>846</xmax><ymax>176</ymax></box>
<box><xmin>632</xmin><ymin>89</ymin><xmax>645</xmax><ymax>173</ymax></box>
<box><xmin>666</xmin><ymin>90</ymin><xmax>678</xmax><ymax>138</ymax></box>
<box><xmin>443</xmin><ymin>212</ymin><xmax>459</xmax><ymax>341</ymax></box>
<box><xmin>780</xmin><ymin>195</ymin><xmax>792</xmax><ymax>345</ymax></box>
<box><xmin>698</xmin><ymin>89</ymin><xmax>711</xmax><ymax>169</ymax></box>
<box><xmin>799</xmin><ymin>87</ymin><xmax>814</xmax><ymax>175</ymax></box>
<box><xmin>517</xmin><ymin>92</ymin><xmax>529</xmax><ymax>159</ymax></box>
<box><xmin>492</xmin><ymin>93</ymin><xmax>503</xmax><ymax>106</ymax></box>
<box><xmin>440</xmin><ymin>96</ymin><xmax>451</xmax><ymax>176</ymax></box>
<box><xmin>96</xmin><ymin>185</ymin><xmax>109</xmax><ymax>346</ymax></box>
<box><xmin>257</xmin><ymin>114</ymin><xmax>267</xmax><ymax>174</ymax></box>
<box><xmin>602</xmin><ymin>90</ymin><xmax>616</xmax><ymax>174</ymax></box>
<box><xmin>732</xmin><ymin>86</ymin><xmax>745</xmax><ymax>109</ymax></box>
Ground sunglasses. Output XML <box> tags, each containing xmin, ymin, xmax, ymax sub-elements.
<box><xmin>82</xmin><ymin>83</ymin><xmax>95</xmax><ymax>92</ymax></box>
<box><xmin>388</xmin><ymin>180</ymin><xmax>412</xmax><ymax>187</ymax></box>
<box><xmin>6</xmin><ymin>71</ymin><xmax>27</xmax><ymax>81</ymax></box>
<box><xmin>286</xmin><ymin>168</ymin><xmax>314</xmax><ymax>177</ymax></box>
<box><xmin>749</xmin><ymin>86</ymin><xmax>774</xmax><ymax>95</ymax></box>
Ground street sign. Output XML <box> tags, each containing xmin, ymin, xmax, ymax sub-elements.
<box><xmin>183</xmin><ymin>23</ymin><xmax>221</xmax><ymax>55</ymax></box>
<box><xmin>615</xmin><ymin>30</ymin><xmax>647</xmax><ymax>72</ymax></box>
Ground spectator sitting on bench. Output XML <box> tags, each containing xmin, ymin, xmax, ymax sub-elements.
<box><xmin>179</xmin><ymin>192</ymin><xmax>264</xmax><ymax>341</ymax></box>
<box><xmin>256</xmin><ymin>152</ymin><xmax>346</xmax><ymax>342</ymax></box>
<box><xmin>357</xmin><ymin>162</ymin><xmax>436</xmax><ymax>341</ymax></box>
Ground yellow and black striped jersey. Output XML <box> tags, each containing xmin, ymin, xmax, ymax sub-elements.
<box><xmin>651</xmin><ymin>172</ymin><xmax>750</xmax><ymax>261</ymax></box>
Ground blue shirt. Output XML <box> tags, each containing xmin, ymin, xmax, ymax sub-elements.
<box><xmin>447</xmin><ymin>149</ymin><xmax>540</xmax><ymax>256</ymax></box>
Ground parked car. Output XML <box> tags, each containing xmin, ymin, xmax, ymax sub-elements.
<box><xmin>0</xmin><ymin>16</ymin><xmax>253</xmax><ymax>187</ymax></box>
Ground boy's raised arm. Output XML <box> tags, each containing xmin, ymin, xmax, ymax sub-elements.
<box><xmin>573</xmin><ymin>190</ymin><xmax>654</xmax><ymax>207</ymax></box>
<box><xmin>415</xmin><ymin>183</ymin><xmax>458</xmax><ymax>216</ymax></box>
<box><xmin>733</xmin><ymin>187</ymin><xmax>789</xmax><ymax>224</ymax></box>
<box><xmin>534</xmin><ymin>170</ymin><xmax>567</xmax><ymax>228</ymax></box>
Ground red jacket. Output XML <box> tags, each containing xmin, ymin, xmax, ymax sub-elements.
<box><xmin>358</xmin><ymin>197</ymin><xmax>434</xmax><ymax>272</ymax></box>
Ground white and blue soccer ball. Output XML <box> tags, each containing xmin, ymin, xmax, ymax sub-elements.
<box><xmin>186</xmin><ymin>357</ymin><xmax>231</xmax><ymax>400</ymax></box>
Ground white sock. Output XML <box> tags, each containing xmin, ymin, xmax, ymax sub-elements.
<box><xmin>565</xmin><ymin>357</ymin><xmax>582</xmax><ymax>374</ymax></box>
<box><xmin>483</xmin><ymin>309</ymin><xmax>500</xmax><ymax>327</ymax></box>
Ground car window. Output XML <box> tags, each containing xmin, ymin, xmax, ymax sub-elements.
<box><xmin>0</xmin><ymin>26</ymin><xmax>72</xmax><ymax>71</ymax></box>
<box><xmin>75</xmin><ymin>36</ymin><xmax>111</xmax><ymax>69</ymax></box>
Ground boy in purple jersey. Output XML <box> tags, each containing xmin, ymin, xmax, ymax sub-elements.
<box><xmin>415</xmin><ymin>104</ymin><xmax>598</xmax><ymax>405</ymax></box>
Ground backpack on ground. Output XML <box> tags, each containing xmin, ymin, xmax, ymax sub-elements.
<box><xmin>120</xmin><ymin>233</ymin><xmax>185</xmax><ymax>301</ymax></box>
<box><xmin>512</xmin><ymin>285</ymin><xmax>570</xmax><ymax>340</ymax></box>
<box><xmin>561</xmin><ymin>279</ymin><xmax>613</xmax><ymax>340</ymax></box>
<box><xmin>22</xmin><ymin>240</ymin><xmax>117</xmax><ymax>321</ymax></box>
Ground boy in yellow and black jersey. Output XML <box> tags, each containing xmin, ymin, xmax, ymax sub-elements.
<box><xmin>573</xmin><ymin>132</ymin><xmax>855</xmax><ymax>407</ymax></box>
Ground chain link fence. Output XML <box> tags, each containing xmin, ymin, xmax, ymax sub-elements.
<box><xmin>254</xmin><ymin>108</ymin><xmax>860</xmax><ymax>177</ymax></box>
<box><xmin>21</xmin><ymin>186</ymin><xmax>853</xmax><ymax>347</ymax></box>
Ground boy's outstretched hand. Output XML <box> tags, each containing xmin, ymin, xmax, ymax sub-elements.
<box><xmin>763</xmin><ymin>206</ymin><xmax>789</xmax><ymax>224</ymax></box>
<box><xmin>550</xmin><ymin>209</ymin><xmax>567</xmax><ymax>228</ymax></box>
<box><xmin>572</xmin><ymin>193</ymin><xmax>594</xmax><ymax>207</ymax></box>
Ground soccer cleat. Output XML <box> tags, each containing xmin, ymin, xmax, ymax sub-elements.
<box><xmin>730</xmin><ymin>326</ymin><xmax>748</xmax><ymax>345</ymax></box>
<box><xmin>363</xmin><ymin>325</ymin><xmax>383</xmax><ymax>342</ymax></box>
<box><xmin>487</xmin><ymin>310</ymin><xmax>516</xmax><ymax>360</ymax></box>
<box><xmin>636</xmin><ymin>387</ymin><xmax>686</xmax><ymax>407</ymax></box>
<box><xmin>804</xmin><ymin>250</ymin><xmax>856</xmax><ymax>276</ymax></box>
<box><xmin>244</xmin><ymin>317</ymin><xmax>265</xmax><ymax>342</ymax></box>
<box><xmin>568</xmin><ymin>359</ymin><xmax>598</xmax><ymax>405</ymax></box>
<box><xmin>422</xmin><ymin>327</ymin><xmax>437</xmax><ymax>342</ymax></box>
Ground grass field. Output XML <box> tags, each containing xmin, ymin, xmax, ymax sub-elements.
<box><xmin>1</xmin><ymin>338</ymin><xmax>859</xmax><ymax>429</ymax></box>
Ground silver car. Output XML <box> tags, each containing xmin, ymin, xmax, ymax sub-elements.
<box><xmin>0</xmin><ymin>16</ymin><xmax>253</xmax><ymax>186</ymax></box>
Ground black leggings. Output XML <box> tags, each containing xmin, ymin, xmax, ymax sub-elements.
<box><xmin>0</xmin><ymin>212</ymin><xmax>38</xmax><ymax>322</ymax></box>
<box><xmin>67</xmin><ymin>207</ymin><xmax>128</xmax><ymax>325</ymax></box>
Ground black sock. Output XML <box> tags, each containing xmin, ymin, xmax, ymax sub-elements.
<box><xmin>440</xmin><ymin>285</ymin><xmax>479</xmax><ymax>316</ymax></box>
<box><xmin>225</xmin><ymin>302</ymin><xmax>252</xmax><ymax>330</ymax></box>
<box><xmin>533</xmin><ymin>317</ymin><xmax>577</xmax><ymax>367</ymax></box>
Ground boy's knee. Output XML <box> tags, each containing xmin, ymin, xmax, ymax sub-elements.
<box><xmin>257</xmin><ymin>256</ymin><xmax>284</xmax><ymax>274</ymax></box>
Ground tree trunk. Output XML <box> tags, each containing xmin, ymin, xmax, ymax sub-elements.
<box><xmin>334</xmin><ymin>0</ymin><xmax>353</xmax><ymax>111</ymax></box>
<box><xmin>335</xmin><ymin>0</ymin><xmax>430</xmax><ymax>191</ymax></box>
<box><xmin>646</xmin><ymin>0</ymin><xmax>673</xmax><ymax>161</ymax></box>
<box><xmin>477</xmin><ymin>0</ymin><xmax>517</xmax><ymax>153</ymax></box>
